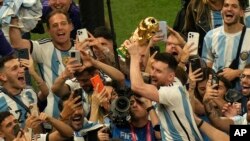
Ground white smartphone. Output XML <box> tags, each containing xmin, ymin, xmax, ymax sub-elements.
<box><xmin>187</xmin><ymin>32</ymin><xmax>200</xmax><ymax>56</ymax></box>
<box><xmin>158</xmin><ymin>21</ymin><xmax>167</xmax><ymax>42</ymax></box>
<box><xmin>77</xmin><ymin>28</ymin><xmax>88</xmax><ymax>42</ymax></box>
<box><xmin>69</xmin><ymin>50</ymin><xmax>82</xmax><ymax>65</ymax></box>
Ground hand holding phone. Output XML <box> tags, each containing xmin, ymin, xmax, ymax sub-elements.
<box><xmin>188</xmin><ymin>32</ymin><xmax>199</xmax><ymax>56</ymax></box>
<box><xmin>90</xmin><ymin>74</ymin><xmax>104</xmax><ymax>93</ymax></box>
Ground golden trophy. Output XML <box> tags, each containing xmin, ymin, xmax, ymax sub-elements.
<box><xmin>117</xmin><ymin>17</ymin><xmax>159</xmax><ymax>61</ymax></box>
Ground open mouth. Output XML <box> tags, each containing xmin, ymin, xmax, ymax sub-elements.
<box><xmin>18</xmin><ymin>76</ymin><xmax>25</xmax><ymax>82</ymax></box>
<box><xmin>242</xmin><ymin>86</ymin><xmax>250</xmax><ymax>90</ymax></box>
<box><xmin>225</xmin><ymin>13</ymin><xmax>234</xmax><ymax>20</ymax></box>
<box><xmin>71</xmin><ymin>115</ymin><xmax>82</xmax><ymax>122</ymax></box>
<box><xmin>57</xmin><ymin>33</ymin><xmax>66</xmax><ymax>38</ymax></box>
<box><xmin>172</xmin><ymin>52</ymin><xmax>178</xmax><ymax>56</ymax></box>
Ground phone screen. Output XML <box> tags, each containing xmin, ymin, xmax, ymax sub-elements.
<box><xmin>90</xmin><ymin>74</ymin><xmax>104</xmax><ymax>93</ymax></box>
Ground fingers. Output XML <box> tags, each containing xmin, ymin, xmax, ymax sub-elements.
<box><xmin>98</xmin><ymin>127</ymin><xmax>110</xmax><ymax>141</ymax></box>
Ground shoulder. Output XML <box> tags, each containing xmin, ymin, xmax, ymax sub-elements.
<box><xmin>70</xmin><ymin>2</ymin><xmax>80</xmax><ymax>13</ymax></box>
<box><xmin>205</xmin><ymin>26</ymin><xmax>223</xmax><ymax>39</ymax></box>
<box><xmin>0</xmin><ymin>92</ymin><xmax>7</xmax><ymax>98</ymax></box>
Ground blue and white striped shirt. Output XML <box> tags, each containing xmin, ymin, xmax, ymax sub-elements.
<box><xmin>157</xmin><ymin>78</ymin><xmax>203</xmax><ymax>141</ymax></box>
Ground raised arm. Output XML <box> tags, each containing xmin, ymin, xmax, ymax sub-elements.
<box><xmin>51</xmin><ymin>58</ymin><xmax>82</xmax><ymax>97</ymax></box>
<box><xmin>204</xmin><ymin>100</ymin><xmax>234</xmax><ymax>133</ymax></box>
<box><xmin>92</xmin><ymin>59</ymin><xmax>125</xmax><ymax>86</ymax></box>
<box><xmin>19</xmin><ymin>58</ymin><xmax>49</xmax><ymax>101</ymax></box>
<box><xmin>126</xmin><ymin>40</ymin><xmax>159</xmax><ymax>102</ymax></box>
<box><xmin>9</xmin><ymin>17</ymin><xmax>31</xmax><ymax>49</ymax></box>
<box><xmin>39</xmin><ymin>112</ymin><xmax>74</xmax><ymax>139</ymax></box>
<box><xmin>77</xmin><ymin>39</ymin><xmax>125</xmax><ymax>86</ymax></box>
<box><xmin>194</xmin><ymin>114</ymin><xmax>229</xmax><ymax>141</ymax></box>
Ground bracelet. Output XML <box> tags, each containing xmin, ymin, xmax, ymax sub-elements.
<box><xmin>146</xmin><ymin>106</ymin><xmax>154</xmax><ymax>112</ymax></box>
<box><xmin>197</xmin><ymin>120</ymin><xmax>204</xmax><ymax>128</ymax></box>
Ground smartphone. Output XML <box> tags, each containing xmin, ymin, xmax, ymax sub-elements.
<box><xmin>73</xmin><ymin>88</ymin><xmax>83</xmax><ymax>104</ymax></box>
<box><xmin>77</xmin><ymin>28</ymin><xmax>88</xmax><ymax>42</ymax></box>
<box><xmin>187</xmin><ymin>32</ymin><xmax>200</xmax><ymax>56</ymax></box>
<box><xmin>189</xmin><ymin>57</ymin><xmax>202</xmax><ymax>72</ymax></box>
<box><xmin>69</xmin><ymin>50</ymin><xmax>82</xmax><ymax>65</ymax></box>
<box><xmin>13</xmin><ymin>124</ymin><xmax>21</xmax><ymax>137</ymax></box>
<box><xmin>17</xmin><ymin>48</ymin><xmax>29</xmax><ymax>60</ymax></box>
<box><xmin>90</xmin><ymin>74</ymin><xmax>104</xmax><ymax>93</ymax></box>
<box><xmin>211</xmin><ymin>73</ymin><xmax>219</xmax><ymax>90</ymax></box>
<box><xmin>158</xmin><ymin>21</ymin><xmax>167</xmax><ymax>42</ymax></box>
<box><xmin>30</xmin><ymin>104</ymin><xmax>39</xmax><ymax>117</ymax></box>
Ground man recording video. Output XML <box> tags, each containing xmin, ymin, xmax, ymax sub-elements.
<box><xmin>97</xmin><ymin>95</ymin><xmax>161</xmax><ymax>141</ymax></box>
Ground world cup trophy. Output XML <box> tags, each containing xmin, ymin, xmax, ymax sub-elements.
<box><xmin>117</xmin><ymin>17</ymin><xmax>159</xmax><ymax>61</ymax></box>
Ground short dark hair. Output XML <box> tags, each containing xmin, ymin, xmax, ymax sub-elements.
<box><xmin>244</xmin><ymin>63</ymin><xmax>250</xmax><ymax>69</ymax></box>
<box><xmin>74</xmin><ymin>66</ymin><xmax>98</xmax><ymax>77</ymax></box>
<box><xmin>218</xmin><ymin>75</ymin><xmax>232</xmax><ymax>90</ymax></box>
<box><xmin>153</xmin><ymin>52</ymin><xmax>178</xmax><ymax>71</ymax></box>
<box><xmin>224</xmin><ymin>0</ymin><xmax>247</xmax><ymax>10</ymax></box>
<box><xmin>46</xmin><ymin>10</ymin><xmax>72</xmax><ymax>29</ymax></box>
<box><xmin>0</xmin><ymin>111</ymin><xmax>12</xmax><ymax>126</ymax></box>
<box><xmin>238</xmin><ymin>0</ymin><xmax>247</xmax><ymax>10</ymax></box>
<box><xmin>0</xmin><ymin>55</ymin><xmax>16</xmax><ymax>71</ymax></box>
<box><xmin>93</xmin><ymin>26</ymin><xmax>113</xmax><ymax>40</ymax></box>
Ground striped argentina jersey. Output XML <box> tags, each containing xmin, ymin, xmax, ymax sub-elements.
<box><xmin>31</xmin><ymin>39</ymin><xmax>74</xmax><ymax>118</ymax></box>
<box><xmin>202</xmin><ymin>26</ymin><xmax>250</xmax><ymax>72</ymax></box>
<box><xmin>156</xmin><ymin>78</ymin><xmax>203</xmax><ymax>141</ymax></box>
<box><xmin>0</xmin><ymin>88</ymin><xmax>37</xmax><ymax>127</ymax></box>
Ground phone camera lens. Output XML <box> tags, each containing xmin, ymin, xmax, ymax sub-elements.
<box><xmin>71</xmin><ymin>52</ymin><xmax>75</xmax><ymax>57</ymax></box>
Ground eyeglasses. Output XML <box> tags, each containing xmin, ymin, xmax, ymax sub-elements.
<box><xmin>240</xmin><ymin>74</ymin><xmax>250</xmax><ymax>80</ymax></box>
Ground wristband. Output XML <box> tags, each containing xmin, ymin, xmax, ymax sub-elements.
<box><xmin>146</xmin><ymin>106</ymin><xmax>154</xmax><ymax>112</ymax></box>
<box><xmin>198</xmin><ymin>120</ymin><xmax>204</xmax><ymax>128</ymax></box>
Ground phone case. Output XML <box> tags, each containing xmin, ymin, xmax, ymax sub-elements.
<box><xmin>73</xmin><ymin>88</ymin><xmax>83</xmax><ymax>103</ymax></box>
<box><xmin>30</xmin><ymin>104</ymin><xmax>39</xmax><ymax>117</ymax></box>
<box><xmin>158</xmin><ymin>21</ymin><xmax>167</xmax><ymax>42</ymax></box>
<box><xmin>77</xmin><ymin>28</ymin><xmax>88</xmax><ymax>42</ymax></box>
<box><xmin>90</xmin><ymin>74</ymin><xmax>104</xmax><ymax>93</ymax></box>
<box><xmin>190</xmin><ymin>57</ymin><xmax>201</xmax><ymax>72</ymax></box>
<box><xmin>188</xmin><ymin>32</ymin><xmax>200</xmax><ymax>56</ymax></box>
<box><xmin>69</xmin><ymin>50</ymin><xmax>82</xmax><ymax>64</ymax></box>
<box><xmin>17</xmin><ymin>48</ymin><xmax>29</xmax><ymax>60</ymax></box>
